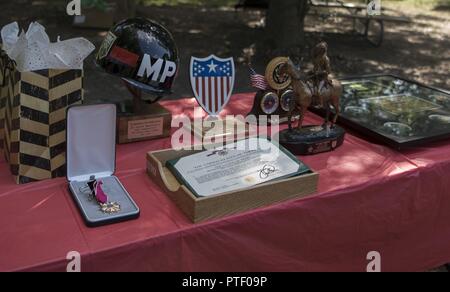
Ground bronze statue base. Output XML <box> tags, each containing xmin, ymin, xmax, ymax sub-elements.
<box><xmin>279</xmin><ymin>125</ymin><xmax>345</xmax><ymax>155</ymax></box>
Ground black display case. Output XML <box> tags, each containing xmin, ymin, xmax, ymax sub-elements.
<box><xmin>311</xmin><ymin>75</ymin><xmax>450</xmax><ymax>150</ymax></box>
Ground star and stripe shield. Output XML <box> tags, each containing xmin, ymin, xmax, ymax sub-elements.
<box><xmin>190</xmin><ymin>55</ymin><xmax>235</xmax><ymax>116</ymax></box>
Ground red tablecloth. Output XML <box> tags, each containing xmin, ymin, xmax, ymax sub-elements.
<box><xmin>1</xmin><ymin>93</ymin><xmax>450</xmax><ymax>272</ymax></box>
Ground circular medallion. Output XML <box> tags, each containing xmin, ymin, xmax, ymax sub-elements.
<box><xmin>382</xmin><ymin>122</ymin><xmax>412</xmax><ymax>137</ymax></box>
<box><xmin>265</xmin><ymin>57</ymin><xmax>292</xmax><ymax>90</ymax></box>
<box><xmin>280</xmin><ymin>89</ymin><xmax>296</xmax><ymax>112</ymax></box>
<box><xmin>260</xmin><ymin>92</ymin><xmax>280</xmax><ymax>115</ymax></box>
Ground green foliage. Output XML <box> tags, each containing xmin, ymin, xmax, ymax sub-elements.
<box><xmin>141</xmin><ymin>0</ymin><xmax>236</xmax><ymax>7</ymax></box>
<box><xmin>81</xmin><ymin>0</ymin><xmax>109</xmax><ymax>11</ymax></box>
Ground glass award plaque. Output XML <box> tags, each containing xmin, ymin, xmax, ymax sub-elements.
<box><xmin>312</xmin><ymin>75</ymin><xmax>450</xmax><ymax>149</ymax></box>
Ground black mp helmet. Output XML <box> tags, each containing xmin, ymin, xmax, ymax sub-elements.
<box><xmin>96</xmin><ymin>18</ymin><xmax>179</xmax><ymax>101</ymax></box>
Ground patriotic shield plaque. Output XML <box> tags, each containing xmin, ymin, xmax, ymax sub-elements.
<box><xmin>190</xmin><ymin>55</ymin><xmax>235</xmax><ymax>116</ymax></box>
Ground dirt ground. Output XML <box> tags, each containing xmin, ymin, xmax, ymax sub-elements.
<box><xmin>0</xmin><ymin>0</ymin><xmax>449</xmax><ymax>272</ymax></box>
<box><xmin>0</xmin><ymin>1</ymin><xmax>448</xmax><ymax>104</ymax></box>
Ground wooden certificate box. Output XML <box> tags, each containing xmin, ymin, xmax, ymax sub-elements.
<box><xmin>147</xmin><ymin>147</ymin><xmax>319</xmax><ymax>223</ymax></box>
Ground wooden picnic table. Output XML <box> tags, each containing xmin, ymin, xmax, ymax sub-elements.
<box><xmin>235</xmin><ymin>0</ymin><xmax>411</xmax><ymax>47</ymax></box>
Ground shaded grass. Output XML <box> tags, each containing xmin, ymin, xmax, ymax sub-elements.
<box><xmin>141</xmin><ymin>0</ymin><xmax>236</xmax><ymax>7</ymax></box>
<box><xmin>141</xmin><ymin>0</ymin><xmax>450</xmax><ymax>9</ymax></box>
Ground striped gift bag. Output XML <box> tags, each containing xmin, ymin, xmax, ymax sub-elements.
<box><xmin>0</xmin><ymin>50</ymin><xmax>9</xmax><ymax>157</ymax></box>
<box><xmin>3</xmin><ymin>64</ymin><xmax>83</xmax><ymax>184</ymax></box>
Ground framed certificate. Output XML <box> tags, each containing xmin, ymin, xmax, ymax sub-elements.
<box><xmin>166</xmin><ymin>138</ymin><xmax>311</xmax><ymax>198</ymax></box>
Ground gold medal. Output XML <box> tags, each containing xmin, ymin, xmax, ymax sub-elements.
<box><xmin>100</xmin><ymin>202</ymin><xmax>121</xmax><ymax>214</ymax></box>
<box><xmin>265</xmin><ymin>57</ymin><xmax>292</xmax><ymax>90</ymax></box>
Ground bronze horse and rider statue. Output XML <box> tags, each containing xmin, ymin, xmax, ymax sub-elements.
<box><xmin>277</xmin><ymin>42</ymin><xmax>343</xmax><ymax>132</ymax></box>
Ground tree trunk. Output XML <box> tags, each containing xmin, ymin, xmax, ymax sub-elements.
<box><xmin>266</xmin><ymin>0</ymin><xmax>309</xmax><ymax>52</ymax></box>
<box><xmin>114</xmin><ymin>0</ymin><xmax>137</xmax><ymax>22</ymax></box>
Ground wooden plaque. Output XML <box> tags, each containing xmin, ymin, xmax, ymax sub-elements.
<box><xmin>117</xmin><ymin>103</ymin><xmax>171</xmax><ymax>144</ymax></box>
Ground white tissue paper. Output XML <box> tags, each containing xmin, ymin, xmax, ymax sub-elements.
<box><xmin>1</xmin><ymin>22</ymin><xmax>95</xmax><ymax>72</ymax></box>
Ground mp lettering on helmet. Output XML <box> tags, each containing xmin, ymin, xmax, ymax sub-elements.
<box><xmin>137</xmin><ymin>54</ymin><xmax>177</xmax><ymax>83</ymax></box>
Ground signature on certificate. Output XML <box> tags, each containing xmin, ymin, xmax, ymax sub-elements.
<box><xmin>259</xmin><ymin>164</ymin><xmax>278</xmax><ymax>179</ymax></box>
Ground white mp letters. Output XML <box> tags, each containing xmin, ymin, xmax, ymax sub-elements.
<box><xmin>137</xmin><ymin>54</ymin><xmax>177</xmax><ymax>83</ymax></box>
